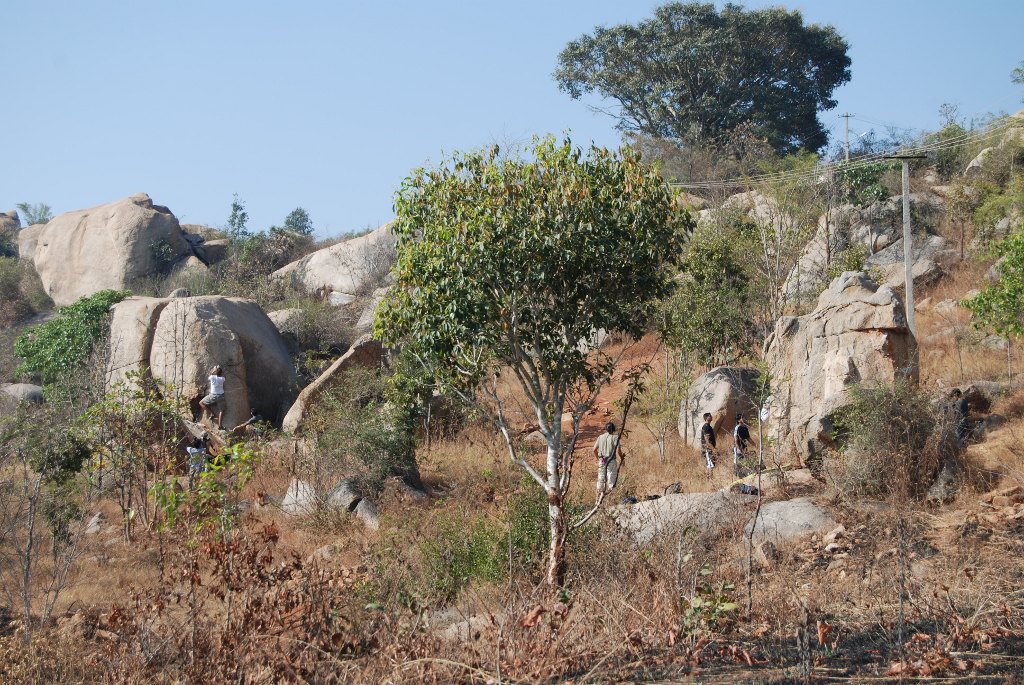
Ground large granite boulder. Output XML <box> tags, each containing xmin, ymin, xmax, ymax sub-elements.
<box><xmin>17</xmin><ymin>193</ymin><xmax>193</xmax><ymax>305</ymax></box>
<box><xmin>272</xmin><ymin>223</ymin><xmax>396</xmax><ymax>301</ymax></box>
<box><xmin>107</xmin><ymin>295</ymin><xmax>299</xmax><ymax>427</ymax></box>
<box><xmin>1</xmin><ymin>383</ymin><xmax>45</xmax><ymax>404</ymax></box>
<box><xmin>678</xmin><ymin>367</ymin><xmax>759</xmax><ymax>450</ymax></box>
<box><xmin>766</xmin><ymin>272</ymin><xmax>915</xmax><ymax>463</ymax></box>
<box><xmin>282</xmin><ymin>335</ymin><xmax>383</xmax><ymax>433</ymax></box>
<box><xmin>744</xmin><ymin>497</ymin><xmax>838</xmax><ymax>544</ymax></box>
<box><xmin>611</xmin><ymin>491</ymin><xmax>756</xmax><ymax>545</ymax></box>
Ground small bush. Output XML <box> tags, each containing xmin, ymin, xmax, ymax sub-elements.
<box><xmin>826</xmin><ymin>380</ymin><xmax>960</xmax><ymax>499</ymax></box>
<box><xmin>421</xmin><ymin>509</ymin><xmax>505</xmax><ymax>603</ymax></box>
<box><xmin>304</xmin><ymin>368</ymin><xmax>418</xmax><ymax>496</ymax></box>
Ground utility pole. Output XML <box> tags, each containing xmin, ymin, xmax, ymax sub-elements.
<box><xmin>884</xmin><ymin>154</ymin><xmax>927</xmax><ymax>339</ymax></box>
<box><xmin>842</xmin><ymin>113</ymin><xmax>852</xmax><ymax>162</ymax></box>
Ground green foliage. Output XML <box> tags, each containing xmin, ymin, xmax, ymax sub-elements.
<box><xmin>149</xmin><ymin>238</ymin><xmax>177</xmax><ymax>273</ymax></box>
<box><xmin>835</xmin><ymin>162</ymin><xmax>896</xmax><ymax>206</ymax></box>
<box><xmin>283</xmin><ymin>207</ymin><xmax>314</xmax><ymax>236</ymax></box>
<box><xmin>964</xmin><ymin>227</ymin><xmax>1024</xmax><ymax>338</ymax></box>
<box><xmin>377</xmin><ymin>136</ymin><xmax>687</xmax><ymax>400</ymax></box>
<box><xmin>15</xmin><ymin>202</ymin><xmax>53</xmax><ymax>226</ymax></box>
<box><xmin>929</xmin><ymin>123</ymin><xmax>971</xmax><ymax>181</ymax></box>
<box><xmin>305</xmin><ymin>368</ymin><xmax>418</xmax><ymax>496</ymax></box>
<box><xmin>660</xmin><ymin>227</ymin><xmax>754</xmax><ymax>365</ymax></box>
<box><xmin>1013</xmin><ymin>60</ymin><xmax>1024</xmax><ymax>100</ymax></box>
<box><xmin>679</xmin><ymin>556</ymin><xmax>739</xmax><ymax>639</ymax></box>
<box><xmin>421</xmin><ymin>509</ymin><xmax>505</xmax><ymax>603</ymax></box>
<box><xmin>554</xmin><ymin>2</ymin><xmax>851</xmax><ymax>154</ymax></box>
<box><xmin>79</xmin><ymin>372</ymin><xmax>185</xmax><ymax>540</ymax></box>
<box><xmin>226</xmin><ymin>193</ymin><xmax>249</xmax><ymax>239</ymax></box>
<box><xmin>14</xmin><ymin>289</ymin><xmax>129</xmax><ymax>384</ymax></box>
<box><xmin>825</xmin><ymin>244</ymin><xmax>871</xmax><ymax>281</ymax></box>
<box><xmin>973</xmin><ymin>173</ymin><xmax>1024</xmax><ymax>245</ymax></box>
<box><xmin>156</xmin><ymin>442</ymin><xmax>261</xmax><ymax>535</ymax></box>
<box><xmin>828</xmin><ymin>380</ymin><xmax>956</xmax><ymax>499</ymax></box>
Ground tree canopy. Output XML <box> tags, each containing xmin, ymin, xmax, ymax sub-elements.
<box><xmin>376</xmin><ymin>136</ymin><xmax>690</xmax><ymax>585</ymax></box>
<box><xmin>554</xmin><ymin>2</ymin><xmax>851</xmax><ymax>154</ymax></box>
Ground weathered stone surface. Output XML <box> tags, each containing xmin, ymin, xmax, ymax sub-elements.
<box><xmin>678</xmin><ymin>367</ymin><xmax>759</xmax><ymax>450</ymax></box>
<box><xmin>965</xmin><ymin>147</ymin><xmax>994</xmax><ymax>177</ymax></box>
<box><xmin>17</xmin><ymin>193</ymin><xmax>192</xmax><ymax>305</ymax></box>
<box><xmin>0</xmin><ymin>383</ymin><xmax>44</xmax><ymax>404</ymax></box>
<box><xmin>148</xmin><ymin>297</ymin><xmax>298</xmax><ymax>428</ymax></box>
<box><xmin>272</xmin><ymin>223</ymin><xmax>396</xmax><ymax>299</ymax></box>
<box><xmin>327</xmin><ymin>479</ymin><xmax>362</xmax><ymax>511</ymax></box>
<box><xmin>783</xmin><ymin>194</ymin><xmax>948</xmax><ymax>302</ymax></box>
<box><xmin>744</xmin><ymin>497</ymin><xmax>838</xmax><ymax>544</ymax></box>
<box><xmin>767</xmin><ymin>272</ymin><xmax>915</xmax><ymax>462</ymax></box>
<box><xmin>282</xmin><ymin>335</ymin><xmax>383</xmax><ymax>433</ymax></box>
<box><xmin>610</xmin><ymin>491</ymin><xmax>755</xmax><ymax>545</ymax></box>
<box><xmin>267</xmin><ymin>308</ymin><xmax>304</xmax><ymax>332</ymax></box>
<box><xmin>437</xmin><ymin>615</ymin><xmax>496</xmax><ymax>643</ymax></box>
<box><xmin>106</xmin><ymin>297</ymin><xmax>171</xmax><ymax>390</ymax></box>
<box><xmin>356</xmin><ymin>286</ymin><xmax>391</xmax><ymax>332</ymax></box>
<box><xmin>193</xmin><ymin>238</ymin><xmax>229</xmax><ymax>265</ymax></box>
<box><xmin>354</xmin><ymin>498</ymin><xmax>380</xmax><ymax>531</ymax></box>
<box><xmin>167</xmin><ymin>288</ymin><xmax>191</xmax><ymax>298</ymax></box>
<box><xmin>281</xmin><ymin>478</ymin><xmax>318</xmax><ymax>515</ymax></box>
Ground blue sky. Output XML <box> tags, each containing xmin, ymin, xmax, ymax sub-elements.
<box><xmin>4</xmin><ymin>1</ymin><xmax>1022</xmax><ymax>237</ymax></box>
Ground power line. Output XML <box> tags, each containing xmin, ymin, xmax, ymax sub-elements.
<box><xmin>669</xmin><ymin>117</ymin><xmax>1017</xmax><ymax>191</ymax></box>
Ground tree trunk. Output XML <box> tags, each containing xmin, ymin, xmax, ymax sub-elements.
<box><xmin>545</xmin><ymin>440</ymin><xmax>567</xmax><ymax>587</ymax></box>
<box><xmin>546</xmin><ymin>488</ymin><xmax>567</xmax><ymax>587</ymax></box>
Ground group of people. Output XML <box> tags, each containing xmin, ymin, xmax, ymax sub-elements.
<box><xmin>592</xmin><ymin>411</ymin><xmax>760</xmax><ymax>500</ymax></box>
<box><xmin>594</xmin><ymin>388</ymin><xmax>977</xmax><ymax>500</ymax></box>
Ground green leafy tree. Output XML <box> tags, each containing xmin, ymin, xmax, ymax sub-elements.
<box><xmin>282</xmin><ymin>207</ymin><xmax>314</xmax><ymax>236</ymax></box>
<box><xmin>660</xmin><ymin>227</ymin><xmax>754</xmax><ymax>365</ymax></box>
<box><xmin>964</xmin><ymin>228</ymin><xmax>1024</xmax><ymax>338</ymax></box>
<box><xmin>377</xmin><ymin>136</ymin><xmax>689</xmax><ymax>586</ymax></box>
<box><xmin>14</xmin><ymin>289</ymin><xmax>130</xmax><ymax>385</ymax></box>
<box><xmin>1013</xmin><ymin>60</ymin><xmax>1024</xmax><ymax>101</ymax></box>
<box><xmin>226</xmin><ymin>193</ymin><xmax>249</xmax><ymax>240</ymax></box>
<box><xmin>554</xmin><ymin>2</ymin><xmax>851</xmax><ymax>154</ymax></box>
<box><xmin>15</xmin><ymin>202</ymin><xmax>53</xmax><ymax>226</ymax></box>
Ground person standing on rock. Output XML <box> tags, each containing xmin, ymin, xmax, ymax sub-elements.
<box><xmin>732</xmin><ymin>414</ymin><xmax>759</xmax><ymax>474</ymax></box>
<box><xmin>594</xmin><ymin>422</ymin><xmax>623</xmax><ymax>500</ymax></box>
<box><xmin>700</xmin><ymin>412</ymin><xmax>716</xmax><ymax>475</ymax></box>
<box><xmin>200</xmin><ymin>365</ymin><xmax>226</xmax><ymax>430</ymax></box>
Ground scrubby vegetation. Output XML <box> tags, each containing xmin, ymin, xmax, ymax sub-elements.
<box><xmin>6</xmin><ymin>5</ymin><xmax>1024</xmax><ymax>682</ymax></box>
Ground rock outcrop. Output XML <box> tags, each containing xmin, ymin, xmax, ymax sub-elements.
<box><xmin>611</xmin><ymin>491</ymin><xmax>756</xmax><ymax>544</ymax></box>
<box><xmin>744</xmin><ymin>497</ymin><xmax>838</xmax><ymax>544</ymax></box>
<box><xmin>272</xmin><ymin>223</ymin><xmax>396</xmax><ymax>302</ymax></box>
<box><xmin>766</xmin><ymin>272</ymin><xmax>915</xmax><ymax>463</ymax></box>
<box><xmin>782</xmin><ymin>192</ymin><xmax>950</xmax><ymax>303</ymax></box>
<box><xmin>17</xmin><ymin>194</ymin><xmax>193</xmax><ymax>305</ymax></box>
<box><xmin>107</xmin><ymin>295</ymin><xmax>299</xmax><ymax>428</ymax></box>
<box><xmin>282</xmin><ymin>335</ymin><xmax>383</xmax><ymax>433</ymax></box>
<box><xmin>1</xmin><ymin>383</ymin><xmax>45</xmax><ymax>404</ymax></box>
<box><xmin>678</xmin><ymin>367</ymin><xmax>759</xmax><ymax>450</ymax></box>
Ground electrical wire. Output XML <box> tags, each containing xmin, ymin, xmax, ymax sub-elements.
<box><xmin>669</xmin><ymin>117</ymin><xmax>1018</xmax><ymax>191</ymax></box>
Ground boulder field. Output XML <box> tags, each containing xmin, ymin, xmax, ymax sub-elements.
<box><xmin>106</xmin><ymin>295</ymin><xmax>299</xmax><ymax>428</ymax></box>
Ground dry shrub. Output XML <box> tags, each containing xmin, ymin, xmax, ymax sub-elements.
<box><xmin>824</xmin><ymin>380</ymin><xmax>960</xmax><ymax>499</ymax></box>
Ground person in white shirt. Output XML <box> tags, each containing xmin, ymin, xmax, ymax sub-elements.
<box><xmin>199</xmin><ymin>365</ymin><xmax>226</xmax><ymax>429</ymax></box>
